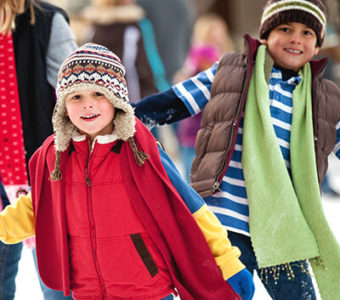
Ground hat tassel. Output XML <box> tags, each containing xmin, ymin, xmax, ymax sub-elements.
<box><xmin>50</xmin><ymin>151</ymin><xmax>62</xmax><ymax>181</ymax></box>
<box><xmin>128</xmin><ymin>137</ymin><xmax>149</xmax><ymax>166</ymax></box>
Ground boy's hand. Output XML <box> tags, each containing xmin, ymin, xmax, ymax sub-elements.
<box><xmin>227</xmin><ymin>268</ymin><xmax>255</xmax><ymax>300</ymax></box>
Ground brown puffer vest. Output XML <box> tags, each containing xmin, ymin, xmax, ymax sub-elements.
<box><xmin>191</xmin><ymin>34</ymin><xmax>340</xmax><ymax>198</ymax></box>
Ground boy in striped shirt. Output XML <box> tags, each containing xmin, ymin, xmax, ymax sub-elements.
<box><xmin>135</xmin><ymin>0</ymin><xmax>340</xmax><ymax>299</ymax></box>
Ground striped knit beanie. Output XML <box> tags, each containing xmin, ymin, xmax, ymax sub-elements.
<box><xmin>259</xmin><ymin>0</ymin><xmax>327</xmax><ymax>46</ymax></box>
<box><xmin>51</xmin><ymin>43</ymin><xmax>148</xmax><ymax>180</ymax></box>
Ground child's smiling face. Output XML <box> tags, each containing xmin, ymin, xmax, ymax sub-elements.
<box><xmin>65</xmin><ymin>89</ymin><xmax>115</xmax><ymax>143</ymax></box>
<box><xmin>261</xmin><ymin>22</ymin><xmax>320</xmax><ymax>72</ymax></box>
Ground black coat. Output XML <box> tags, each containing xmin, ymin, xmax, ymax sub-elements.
<box><xmin>12</xmin><ymin>1</ymin><xmax>68</xmax><ymax>165</ymax></box>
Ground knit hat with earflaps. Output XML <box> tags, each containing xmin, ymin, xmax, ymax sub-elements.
<box><xmin>259</xmin><ymin>0</ymin><xmax>327</xmax><ymax>47</ymax></box>
<box><xmin>51</xmin><ymin>43</ymin><xmax>149</xmax><ymax>180</ymax></box>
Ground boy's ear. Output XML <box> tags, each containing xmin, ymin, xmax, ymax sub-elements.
<box><xmin>65</xmin><ymin>110</ymin><xmax>69</xmax><ymax>116</ymax></box>
<box><xmin>260</xmin><ymin>39</ymin><xmax>268</xmax><ymax>46</ymax></box>
<box><xmin>314</xmin><ymin>46</ymin><xmax>320</xmax><ymax>56</ymax></box>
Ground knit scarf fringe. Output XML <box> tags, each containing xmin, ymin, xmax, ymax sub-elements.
<box><xmin>259</xmin><ymin>260</ymin><xmax>312</xmax><ymax>284</ymax></box>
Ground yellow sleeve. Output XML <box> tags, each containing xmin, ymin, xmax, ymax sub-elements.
<box><xmin>193</xmin><ymin>204</ymin><xmax>245</xmax><ymax>280</ymax></box>
<box><xmin>0</xmin><ymin>194</ymin><xmax>35</xmax><ymax>244</ymax></box>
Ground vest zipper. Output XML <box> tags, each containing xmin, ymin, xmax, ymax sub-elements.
<box><xmin>85</xmin><ymin>156</ymin><xmax>107</xmax><ymax>298</ymax></box>
<box><xmin>213</xmin><ymin>39</ymin><xmax>254</xmax><ymax>193</ymax></box>
<box><xmin>212</xmin><ymin>120</ymin><xmax>238</xmax><ymax>193</ymax></box>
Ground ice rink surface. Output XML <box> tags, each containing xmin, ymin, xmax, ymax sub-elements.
<box><xmin>15</xmin><ymin>154</ymin><xmax>340</xmax><ymax>299</ymax></box>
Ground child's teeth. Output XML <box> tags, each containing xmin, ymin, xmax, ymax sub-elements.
<box><xmin>83</xmin><ymin>114</ymin><xmax>97</xmax><ymax>119</ymax></box>
<box><xmin>288</xmin><ymin>49</ymin><xmax>300</xmax><ymax>53</ymax></box>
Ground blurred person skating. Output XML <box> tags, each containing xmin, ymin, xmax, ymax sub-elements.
<box><xmin>82</xmin><ymin>0</ymin><xmax>169</xmax><ymax>103</ymax></box>
<box><xmin>174</xmin><ymin>13</ymin><xmax>234</xmax><ymax>83</ymax></box>
<box><xmin>134</xmin><ymin>0</ymin><xmax>340</xmax><ymax>299</ymax></box>
<box><xmin>0</xmin><ymin>43</ymin><xmax>254</xmax><ymax>300</ymax></box>
<box><xmin>174</xmin><ymin>14</ymin><xmax>234</xmax><ymax>182</ymax></box>
<box><xmin>0</xmin><ymin>0</ymin><xmax>77</xmax><ymax>299</ymax></box>
<box><xmin>136</xmin><ymin>0</ymin><xmax>195</xmax><ymax>155</ymax></box>
<box><xmin>137</xmin><ymin>0</ymin><xmax>195</xmax><ymax>83</ymax></box>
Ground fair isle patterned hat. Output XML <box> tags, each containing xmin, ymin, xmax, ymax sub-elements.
<box><xmin>53</xmin><ymin>43</ymin><xmax>135</xmax><ymax>152</ymax></box>
<box><xmin>51</xmin><ymin>43</ymin><xmax>148</xmax><ymax>181</ymax></box>
<box><xmin>259</xmin><ymin>0</ymin><xmax>327</xmax><ymax>46</ymax></box>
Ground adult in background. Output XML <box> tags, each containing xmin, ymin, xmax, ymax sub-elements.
<box><xmin>0</xmin><ymin>0</ymin><xmax>77</xmax><ymax>299</ymax></box>
<box><xmin>82</xmin><ymin>0</ymin><xmax>169</xmax><ymax>140</ymax></box>
<box><xmin>137</xmin><ymin>0</ymin><xmax>196</xmax><ymax>83</ymax></box>
<box><xmin>173</xmin><ymin>13</ymin><xmax>235</xmax><ymax>182</ymax></box>
<box><xmin>82</xmin><ymin>0</ymin><xmax>169</xmax><ymax>103</ymax></box>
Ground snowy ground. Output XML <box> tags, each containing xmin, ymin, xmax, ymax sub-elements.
<box><xmin>15</xmin><ymin>152</ymin><xmax>340</xmax><ymax>299</ymax></box>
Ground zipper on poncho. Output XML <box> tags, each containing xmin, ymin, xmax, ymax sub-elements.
<box><xmin>85</xmin><ymin>154</ymin><xmax>107</xmax><ymax>298</ymax></box>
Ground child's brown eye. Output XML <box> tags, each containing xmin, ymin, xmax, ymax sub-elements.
<box><xmin>67</xmin><ymin>95</ymin><xmax>80</xmax><ymax>101</ymax></box>
<box><xmin>94</xmin><ymin>92</ymin><xmax>103</xmax><ymax>97</ymax></box>
<box><xmin>280</xmin><ymin>27</ymin><xmax>290</xmax><ymax>33</ymax></box>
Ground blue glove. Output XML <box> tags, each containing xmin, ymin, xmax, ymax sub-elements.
<box><xmin>227</xmin><ymin>268</ymin><xmax>255</xmax><ymax>300</ymax></box>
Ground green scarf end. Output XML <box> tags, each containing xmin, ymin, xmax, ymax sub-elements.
<box><xmin>242</xmin><ymin>45</ymin><xmax>340</xmax><ymax>300</ymax></box>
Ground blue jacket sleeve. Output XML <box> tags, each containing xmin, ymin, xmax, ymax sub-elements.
<box><xmin>157</xmin><ymin>145</ymin><xmax>204</xmax><ymax>213</ymax></box>
<box><xmin>134</xmin><ymin>88</ymin><xmax>190</xmax><ymax>128</ymax></box>
<box><xmin>157</xmin><ymin>145</ymin><xmax>248</xmax><ymax>281</ymax></box>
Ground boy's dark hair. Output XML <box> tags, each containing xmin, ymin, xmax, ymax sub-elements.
<box><xmin>259</xmin><ymin>0</ymin><xmax>327</xmax><ymax>46</ymax></box>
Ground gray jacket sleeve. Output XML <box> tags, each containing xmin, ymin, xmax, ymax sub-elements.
<box><xmin>46</xmin><ymin>12</ymin><xmax>78</xmax><ymax>88</ymax></box>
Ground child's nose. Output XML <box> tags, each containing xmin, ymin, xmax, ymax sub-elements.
<box><xmin>83</xmin><ymin>98</ymin><xmax>94</xmax><ymax>108</ymax></box>
<box><xmin>290</xmin><ymin>32</ymin><xmax>302</xmax><ymax>43</ymax></box>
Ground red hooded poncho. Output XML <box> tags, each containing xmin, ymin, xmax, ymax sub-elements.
<box><xmin>29</xmin><ymin>118</ymin><xmax>239</xmax><ymax>299</ymax></box>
